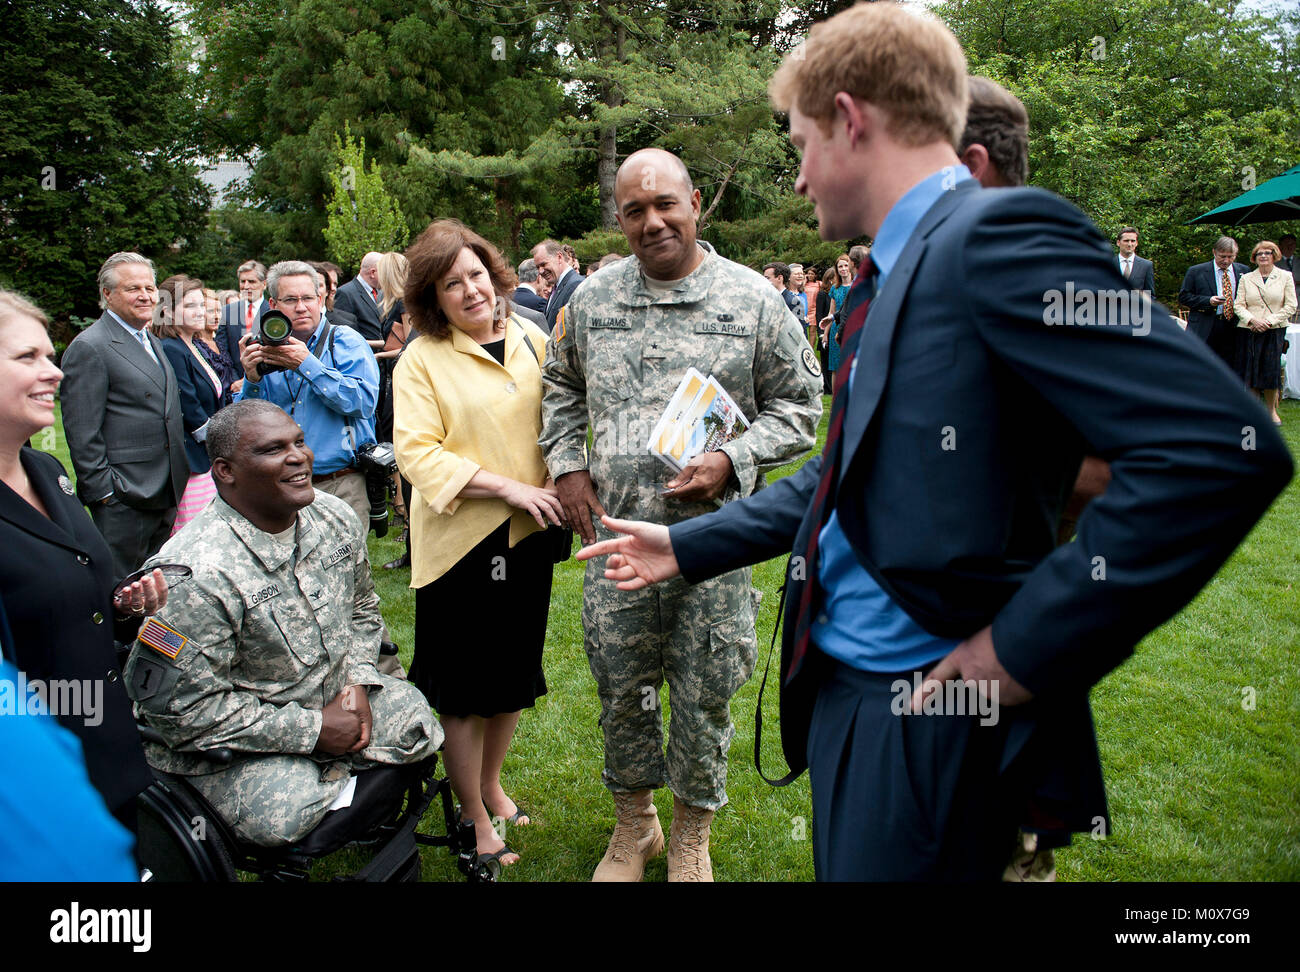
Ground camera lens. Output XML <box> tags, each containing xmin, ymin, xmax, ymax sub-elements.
<box><xmin>260</xmin><ymin>314</ymin><xmax>291</xmax><ymax>342</ymax></box>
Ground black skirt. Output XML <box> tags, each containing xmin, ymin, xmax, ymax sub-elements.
<box><xmin>1232</xmin><ymin>326</ymin><xmax>1285</xmax><ymax>390</ymax></box>
<box><xmin>411</xmin><ymin>518</ymin><xmax>552</xmax><ymax>718</ymax></box>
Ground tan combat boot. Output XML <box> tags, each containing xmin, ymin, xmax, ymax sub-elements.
<box><xmin>666</xmin><ymin>795</ymin><xmax>714</xmax><ymax>882</ymax></box>
<box><xmin>591</xmin><ymin>789</ymin><xmax>664</xmax><ymax>882</ymax></box>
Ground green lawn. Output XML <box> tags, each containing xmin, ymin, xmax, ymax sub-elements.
<box><xmin>41</xmin><ymin>397</ymin><xmax>1299</xmax><ymax>881</ymax></box>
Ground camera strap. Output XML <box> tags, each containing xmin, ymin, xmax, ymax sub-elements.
<box><xmin>286</xmin><ymin>318</ymin><xmax>338</xmax><ymax>417</ymax></box>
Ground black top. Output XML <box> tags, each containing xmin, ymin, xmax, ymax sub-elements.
<box><xmin>482</xmin><ymin>338</ymin><xmax>506</xmax><ymax>364</ymax></box>
<box><xmin>0</xmin><ymin>448</ymin><xmax>154</xmax><ymax>814</ymax></box>
<box><xmin>381</xmin><ymin>298</ymin><xmax>406</xmax><ymax>340</ymax></box>
<box><xmin>816</xmin><ymin>288</ymin><xmax>831</xmax><ymax>321</ymax></box>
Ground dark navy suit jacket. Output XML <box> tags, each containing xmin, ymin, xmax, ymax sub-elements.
<box><xmin>513</xmin><ymin>286</ymin><xmax>548</xmax><ymax>314</ymax></box>
<box><xmin>161</xmin><ymin>338</ymin><xmax>222</xmax><ymax>474</ymax></box>
<box><xmin>1179</xmin><ymin>259</ymin><xmax>1252</xmax><ymax>346</ymax></box>
<box><xmin>0</xmin><ymin>448</ymin><xmax>154</xmax><ymax>815</ymax></box>
<box><xmin>544</xmin><ymin>269</ymin><xmax>585</xmax><ymax>333</ymax></box>
<box><xmin>670</xmin><ymin>182</ymin><xmax>1292</xmax><ymax>832</ymax></box>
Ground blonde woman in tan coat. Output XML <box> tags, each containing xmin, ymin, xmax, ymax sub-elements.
<box><xmin>1233</xmin><ymin>240</ymin><xmax>1296</xmax><ymax>425</ymax></box>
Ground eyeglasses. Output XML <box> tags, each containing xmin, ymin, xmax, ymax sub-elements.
<box><xmin>276</xmin><ymin>295</ymin><xmax>318</xmax><ymax>306</ymax></box>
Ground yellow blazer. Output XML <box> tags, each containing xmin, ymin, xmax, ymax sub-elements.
<box><xmin>1234</xmin><ymin>268</ymin><xmax>1297</xmax><ymax>328</ymax></box>
<box><xmin>393</xmin><ymin>314</ymin><xmax>551</xmax><ymax>587</ymax></box>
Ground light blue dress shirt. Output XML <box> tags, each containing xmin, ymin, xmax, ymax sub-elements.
<box><xmin>107</xmin><ymin>309</ymin><xmax>160</xmax><ymax>365</ymax></box>
<box><xmin>811</xmin><ymin>164</ymin><xmax>972</xmax><ymax>673</ymax></box>
<box><xmin>235</xmin><ymin>312</ymin><xmax>379</xmax><ymax>475</ymax></box>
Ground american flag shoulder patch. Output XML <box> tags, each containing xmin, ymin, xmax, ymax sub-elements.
<box><xmin>555</xmin><ymin>307</ymin><xmax>566</xmax><ymax>342</ymax></box>
<box><xmin>138</xmin><ymin>618</ymin><xmax>189</xmax><ymax>659</ymax></box>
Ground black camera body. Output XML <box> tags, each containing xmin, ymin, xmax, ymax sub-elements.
<box><xmin>356</xmin><ymin>442</ymin><xmax>398</xmax><ymax>538</ymax></box>
<box><xmin>248</xmin><ymin>308</ymin><xmax>294</xmax><ymax>377</ymax></box>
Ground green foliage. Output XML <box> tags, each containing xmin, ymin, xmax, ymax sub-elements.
<box><xmin>323</xmin><ymin>127</ymin><xmax>409</xmax><ymax>273</ymax></box>
<box><xmin>186</xmin><ymin>0</ymin><xmax>576</xmax><ymax>257</ymax></box>
<box><xmin>941</xmin><ymin>0</ymin><xmax>1300</xmax><ymax>301</ymax></box>
<box><xmin>708</xmin><ymin>193</ymin><xmax>858</xmax><ymax>269</ymax></box>
<box><xmin>570</xmin><ymin>228</ymin><xmax>632</xmax><ymax>265</ymax></box>
<box><xmin>0</xmin><ymin>0</ymin><xmax>210</xmax><ymax>322</ymax></box>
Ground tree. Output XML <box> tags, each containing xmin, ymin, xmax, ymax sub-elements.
<box><xmin>323</xmin><ymin>127</ymin><xmax>409</xmax><ymax>272</ymax></box>
<box><xmin>0</xmin><ymin>0</ymin><xmax>210</xmax><ymax>323</ymax></box>
<box><xmin>938</xmin><ymin>0</ymin><xmax>1300</xmax><ymax>299</ymax></box>
<box><xmin>185</xmin><ymin>0</ymin><xmax>576</xmax><ymax>258</ymax></box>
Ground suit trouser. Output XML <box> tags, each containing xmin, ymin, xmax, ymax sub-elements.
<box><xmin>186</xmin><ymin>675</ymin><xmax>441</xmax><ymax>846</ymax></box>
<box><xmin>1205</xmin><ymin>318</ymin><xmax>1240</xmax><ymax>370</ymax></box>
<box><xmin>89</xmin><ymin>499</ymin><xmax>176</xmax><ymax>581</ymax></box>
<box><xmin>806</xmin><ymin>655</ymin><xmax>1023</xmax><ymax>881</ymax></box>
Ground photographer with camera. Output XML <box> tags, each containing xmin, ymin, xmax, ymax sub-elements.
<box><xmin>236</xmin><ymin>260</ymin><xmax>381</xmax><ymax>527</ymax></box>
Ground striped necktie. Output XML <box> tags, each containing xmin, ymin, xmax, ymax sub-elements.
<box><xmin>787</xmin><ymin>260</ymin><xmax>878</xmax><ymax>681</ymax></box>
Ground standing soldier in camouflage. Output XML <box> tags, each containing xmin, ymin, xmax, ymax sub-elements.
<box><xmin>125</xmin><ymin>400</ymin><xmax>441</xmax><ymax>847</ymax></box>
<box><xmin>541</xmin><ymin>147</ymin><xmax>822</xmax><ymax>881</ymax></box>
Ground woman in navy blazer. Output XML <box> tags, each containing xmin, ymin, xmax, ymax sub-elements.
<box><xmin>157</xmin><ymin>275</ymin><xmax>222</xmax><ymax>534</ymax></box>
<box><xmin>0</xmin><ymin>289</ymin><xmax>165</xmax><ymax>840</ymax></box>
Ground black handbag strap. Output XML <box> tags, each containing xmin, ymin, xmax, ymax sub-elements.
<box><xmin>517</xmin><ymin>318</ymin><xmax>542</xmax><ymax>370</ymax></box>
<box><xmin>754</xmin><ymin>571</ymin><xmax>802</xmax><ymax>787</ymax></box>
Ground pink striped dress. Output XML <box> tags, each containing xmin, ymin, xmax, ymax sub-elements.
<box><xmin>170</xmin><ymin>343</ymin><xmax>222</xmax><ymax>536</ymax></box>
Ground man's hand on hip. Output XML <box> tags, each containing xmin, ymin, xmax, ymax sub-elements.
<box><xmin>555</xmin><ymin>470</ymin><xmax>607</xmax><ymax>545</ymax></box>
<box><xmin>910</xmin><ymin>624</ymin><xmax>1034</xmax><ymax>714</ymax></box>
<box><xmin>664</xmin><ymin>450</ymin><xmax>733</xmax><ymax>503</ymax></box>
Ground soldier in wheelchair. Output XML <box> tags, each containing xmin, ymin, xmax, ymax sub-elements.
<box><xmin>124</xmin><ymin>400</ymin><xmax>475</xmax><ymax>879</ymax></box>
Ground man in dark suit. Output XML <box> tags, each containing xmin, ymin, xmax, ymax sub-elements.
<box><xmin>61</xmin><ymin>252</ymin><xmax>189</xmax><ymax>579</ymax></box>
<box><xmin>763</xmin><ymin>261</ymin><xmax>804</xmax><ymax>316</ymax></box>
<box><xmin>332</xmin><ymin>251</ymin><xmax>386</xmax><ymax>347</ymax></box>
<box><xmin>532</xmin><ymin>238</ymin><xmax>584</xmax><ymax>332</ymax></box>
<box><xmin>1116</xmin><ymin>227</ymin><xmax>1155</xmax><ymax>295</ymax></box>
<box><xmin>513</xmin><ymin>258</ymin><xmax>549</xmax><ymax>314</ymax></box>
<box><xmin>217</xmin><ymin>259</ymin><xmax>270</xmax><ymax>363</ymax></box>
<box><xmin>576</xmin><ymin>2</ymin><xmax>1292</xmax><ymax>881</ymax></box>
<box><xmin>1277</xmin><ymin>234</ymin><xmax>1297</xmax><ymax>276</ymax></box>
<box><xmin>1179</xmin><ymin>236</ymin><xmax>1252</xmax><ymax>367</ymax></box>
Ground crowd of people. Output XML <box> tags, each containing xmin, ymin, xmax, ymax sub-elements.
<box><xmin>2</xmin><ymin>2</ymin><xmax>1294</xmax><ymax>885</ymax></box>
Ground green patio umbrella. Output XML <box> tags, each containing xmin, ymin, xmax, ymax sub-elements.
<box><xmin>1188</xmin><ymin>163</ymin><xmax>1300</xmax><ymax>225</ymax></box>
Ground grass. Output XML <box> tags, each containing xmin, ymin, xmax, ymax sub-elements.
<box><xmin>41</xmin><ymin>396</ymin><xmax>1299</xmax><ymax>881</ymax></box>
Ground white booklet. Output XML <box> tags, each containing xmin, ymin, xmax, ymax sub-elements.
<box><xmin>647</xmin><ymin>368</ymin><xmax>751</xmax><ymax>474</ymax></box>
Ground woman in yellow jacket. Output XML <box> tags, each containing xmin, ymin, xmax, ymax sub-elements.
<box><xmin>394</xmin><ymin>219</ymin><xmax>563</xmax><ymax>868</ymax></box>
<box><xmin>1233</xmin><ymin>240</ymin><xmax>1297</xmax><ymax>425</ymax></box>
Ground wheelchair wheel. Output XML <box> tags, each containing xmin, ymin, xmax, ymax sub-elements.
<box><xmin>137</xmin><ymin>778</ymin><xmax>237</xmax><ymax>882</ymax></box>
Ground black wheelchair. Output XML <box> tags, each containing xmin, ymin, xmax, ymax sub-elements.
<box><xmin>134</xmin><ymin>726</ymin><xmax>501</xmax><ymax>883</ymax></box>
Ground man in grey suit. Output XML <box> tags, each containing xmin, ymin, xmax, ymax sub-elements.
<box><xmin>1278</xmin><ymin>234</ymin><xmax>1297</xmax><ymax>276</ymax></box>
<box><xmin>1115</xmin><ymin>227</ymin><xmax>1155</xmax><ymax>295</ymax></box>
<box><xmin>332</xmin><ymin>251</ymin><xmax>386</xmax><ymax>347</ymax></box>
<box><xmin>513</xmin><ymin>258</ymin><xmax>549</xmax><ymax>314</ymax></box>
<box><xmin>532</xmin><ymin>238</ymin><xmax>585</xmax><ymax>332</ymax></box>
<box><xmin>61</xmin><ymin>252</ymin><xmax>188</xmax><ymax>578</ymax></box>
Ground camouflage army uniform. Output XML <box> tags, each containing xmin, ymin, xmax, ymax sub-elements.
<box><xmin>124</xmin><ymin>491</ymin><xmax>441</xmax><ymax>846</ymax></box>
<box><xmin>540</xmin><ymin>243</ymin><xmax>821</xmax><ymax>809</ymax></box>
